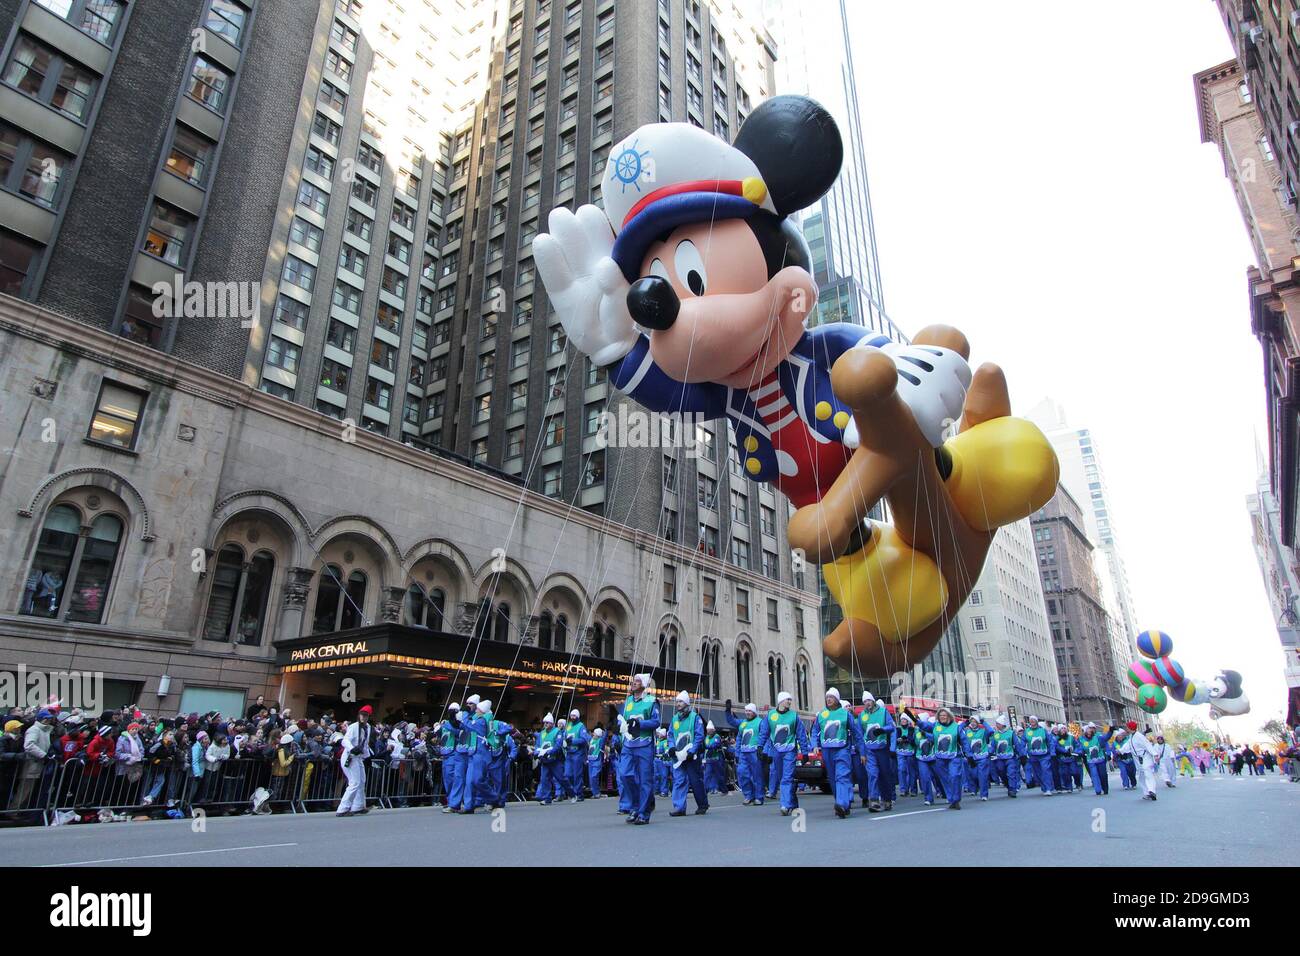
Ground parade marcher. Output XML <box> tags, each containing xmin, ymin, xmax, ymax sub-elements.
<box><xmin>702</xmin><ymin>721</ymin><xmax>727</xmax><ymax>794</ymax></box>
<box><xmin>435</xmin><ymin>706</ymin><xmax>458</xmax><ymax>808</ymax></box>
<box><xmin>534</xmin><ymin>713</ymin><xmax>564</xmax><ymax>805</ymax></box>
<box><xmin>337</xmin><ymin>705</ymin><xmax>373</xmax><ymax>817</ymax></box>
<box><xmin>586</xmin><ymin>726</ymin><xmax>607</xmax><ymax>799</ymax></box>
<box><xmin>480</xmin><ymin>703</ymin><xmax>515</xmax><ymax>810</ymax></box>
<box><xmin>917</xmin><ymin>707</ymin><xmax>966</xmax><ymax>809</ymax></box>
<box><xmin>758</xmin><ymin>691</ymin><xmax>808</xmax><ymax>816</ymax></box>
<box><xmin>855</xmin><ymin>691</ymin><xmax>896</xmax><ymax>811</ymax></box>
<box><xmin>1112</xmin><ymin>727</ymin><xmax>1137</xmax><ymax>790</ymax></box>
<box><xmin>989</xmin><ymin>715</ymin><xmax>1022</xmax><ymax>797</ymax></box>
<box><xmin>1054</xmin><ymin>724</ymin><xmax>1081</xmax><ymax>794</ymax></box>
<box><xmin>617</xmin><ymin>674</ymin><xmax>661</xmax><ymax>825</ymax></box>
<box><xmin>912</xmin><ymin>712</ymin><xmax>946</xmax><ymax>806</ymax></box>
<box><xmin>668</xmin><ymin>691</ymin><xmax>708</xmax><ymax>816</ymax></box>
<box><xmin>1021</xmin><ymin>716</ymin><xmax>1055</xmax><ymax>795</ymax></box>
<box><xmin>725</xmin><ymin>701</ymin><xmax>764</xmax><ymax>806</ymax></box>
<box><xmin>1079</xmin><ymin>722</ymin><xmax>1114</xmax><ymax>795</ymax></box>
<box><xmin>653</xmin><ymin>727</ymin><xmax>672</xmax><ymax>797</ymax></box>
<box><xmin>895</xmin><ymin>713</ymin><xmax>919</xmax><ymax>798</ymax></box>
<box><xmin>1128</xmin><ymin>722</ymin><xmax>1159</xmax><ymax>801</ymax></box>
<box><xmin>442</xmin><ymin>702</ymin><xmax>475</xmax><ymax>813</ymax></box>
<box><xmin>963</xmin><ymin>714</ymin><xmax>994</xmax><ymax>801</ymax></box>
<box><xmin>1153</xmin><ymin>735</ymin><xmax>1176</xmax><ymax>789</ymax></box>
<box><xmin>563</xmin><ymin>708</ymin><xmax>590</xmax><ymax>802</ymax></box>
<box><xmin>810</xmin><ymin>688</ymin><xmax>857</xmax><ymax>818</ymax></box>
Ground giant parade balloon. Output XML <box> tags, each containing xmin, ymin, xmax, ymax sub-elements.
<box><xmin>532</xmin><ymin>94</ymin><xmax>1060</xmax><ymax>678</ymax></box>
<box><xmin>1135</xmin><ymin>629</ymin><xmax>1173</xmax><ymax>658</ymax></box>
<box><xmin>1127</xmin><ymin>659</ymin><xmax>1158</xmax><ymax>689</ymax></box>
<box><xmin>1151</xmin><ymin>656</ymin><xmax>1185</xmax><ymax>687</ymax></box>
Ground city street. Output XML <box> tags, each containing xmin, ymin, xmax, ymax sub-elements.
<box><xmin>5</xmin><ymin>771</ymin><xmax>1297</xmax><ymax>867</ymax></box>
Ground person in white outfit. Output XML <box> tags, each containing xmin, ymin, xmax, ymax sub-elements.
<box><xmin>337</xmin><ymin>704</ymin><xmax>374</xmax><ymax>817</ymax></box>
<box><xmin>1127</xmin><ymin>721</ymin><xmax>1159</xmax><ymax>801</ymax></box>
<box><xmin>1154</xmin><ymin>734</ymin><xmax>1176</xmax><ymax>788</ymax></box>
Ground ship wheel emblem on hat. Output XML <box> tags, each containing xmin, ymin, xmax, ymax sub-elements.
<box><xmin>611</xmin><ymin>139</ymin><xmax>654</xmax><ymax>193</ymax></box>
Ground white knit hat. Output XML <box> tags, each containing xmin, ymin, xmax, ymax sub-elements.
<box><xmin>861</xmin><ymin>691</ymin><xmax>876</xmax><ymax>704</ymax></box>
<box><xmin>744</xmin><ymin>702</ymin><xmax>757</xmax><ymax>715</ymax></box>
<box><xmin>569</xmin><ymin>709</ymin><xmax>580</xmax><ymax>719</ymax></box>
<box><xmin>477</xmin><ymin>699</ymin><xmax>491</xmax><ymax>713</ymax></box>
<box><xmin>706</xmin><ymin>721</ymin><xmax>716</xmax><ymax>732</ymax></box>
<box><xmin>825</xmin><ymin>687</ymin><xmax>841</xmax><ymax>703</ymax></box>
<box><xmin>777</xmin><ymin>691</ymin><xmax>793</xmax><ymax>705</ymax></box>
<box><xmin>676</xmin><ymin>690</ymin><xmax>690</xmax><ymax>704</ymax></box>
<box><xmin>542</xmin><ymin>713</ymin><xmax>554</xmax><ymax>724</ymax></box>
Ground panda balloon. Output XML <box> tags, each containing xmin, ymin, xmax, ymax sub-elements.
<box><xmin>1206</xmin><ymin>670</ymin><xmax>1250</xmax><ymax>719</ymax></box>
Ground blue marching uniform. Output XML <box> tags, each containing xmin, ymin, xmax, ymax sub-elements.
<box><xmin>963</xmin><ymin>721</ymin><xmax>994</xmax><ymax>800</ymax></box>
<box><xmin>990</xmin><ymin>726</ymin><xmax>1024</xmax><ymax>797</ymax></box>
<box><xmin>669</xmin><ymin>708</ymin><xmax>709</xmax><ymax>813</ymax></box>
<box><xmin>914</xmin><ymin>722</ymin><xmax>947</xmax><ymax>804</ymax></box>
<box><xmin>918</xmin><ymin>716</ymin><xmax>967</xmax><ymax>808</ymax></box>
<box><xmin>436</xmin><ymin>720</ymin><xmax>458</xmax><ymax>807</ymax></box>
<box><xmin>1021</xmin><ymin>724</ymin><xmax>1055</xmax><ymax>794</ymax></box>
<box><xmin>855</xmin><ymin>702</ymin><xmax>897</xmax><ymax>806</ymax></box>
<box><xmin>654</xmin><ymin>736</ymin><xmax>672</xmax><ymax>796</ymax></box>
<box><xmin>562</xmin><ymin>719</ymin><xmax>590</xmax><ymax>800</ymax></box>
<box><xmin>895</xmin><ymin>724</ymin><xmax>919</xmax><ymax>796</ymax></box>
<box><xmin>757</xmin><ymin>702</ymin><xmax>809</xmax><ymax>812</ymax></box>
<box><xmin>1079</xmin><ymin>728</ymin><xmax>1114</xmax><ymax>795</ymax></box>
<box><xmin>454</xmin><ymin>709</ymin><xmax>491</xmax><ymax>812</ymax></box>
<box><xmin>443</xmin><ymin>710</ymin><xmax>476</xmax><ymax>811</ymax></box>
<box><xmin>702</xmin><ymin>731</ymin><xmax>727</xmax><ymax>793</ymax></box>
<box><xmin>534</xmin><ymin>724</ymin><xmax>565</xmax><ymax>803</ymax></box>
<box><xmin>481</xmin><ymin>718</ymin><xmax>515</xmax><ymax>808</ymax></box>
<box><xmin>1054</xmin><ymin>733</ymin><xmax>1081</xmax><ymax>793</ymax></box>
<box><xmin>811</xmin><ymin>701</ymin><xmax>860</xmax><ymax>813</ymax></box>
<box><xmin>618</xmin><ymin>692</ymin><xmax>661</xmax><ymax>822</ymax></box>
<box><xmin>586</xmin><ymin>732</ymin><xmax>606</xmax><ymax>798</ymax></box>
<box><xmin>1114</xmin><ymin>734</ymin><xmax>1137</xmax><ymax>790</ymax></box>
<box><xmin>725</xmin><ymin>706</ymin><xmax>765</xmax><ymax>804</ymax></box>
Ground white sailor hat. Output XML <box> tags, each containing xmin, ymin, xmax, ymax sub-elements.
<box><xmin>601</xmin><ymin>122</ymin><xmax>775</xmax><ymax>283</ymax></box>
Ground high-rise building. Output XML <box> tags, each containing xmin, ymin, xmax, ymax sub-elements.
<box><xmin>954</xmin><ymin>518</ymin><xmax>1065</xmax><ymax>723</ymax></box>
<box><xmin>1031</xmin><ymin>487</ymin><xmax>1136</xmax><ymax>726</ymax></box>
<box><xmin>1246</xmin><ymin>466</ymin><xmax>1300</xmax><ymax>724</ymax></box>
<box><xmin>1027</xmin><ymin>399</ymin><xmax>1141</xmax><ymax>720</ymax></box>
<box><xmin>1205</xmin><ymin>4</ymin><xmax>1300</xmax><ymax>551</ymax></box>
<box><xmin>0</xmin><ymin>0</ymin><xmax>824</xmax><ymax>719</ymax></box>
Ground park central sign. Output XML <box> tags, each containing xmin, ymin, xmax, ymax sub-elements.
<box><xmin>521</xmin><ymin>658</ymin><xmax>628</xmax><ymax>684</ymax></box>
<box><xmin>289</xmin><ymin>640</ymin><xmax>371</xmax><ymax>663</ymax></box>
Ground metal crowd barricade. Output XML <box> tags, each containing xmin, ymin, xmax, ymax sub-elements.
<box><xmin>184</xmin><ymin>757</ymin><xmax>270</xmax><ymax>815</ymax></box>
<box><xmin>296</xmin><ymin>755</ymin><xmax>345</xmax><ymax>812</ymax></box>
<box><xmin>2</xmin><ymin>755</ymin><xmax>55</xmax><ymax>825</ymax></box>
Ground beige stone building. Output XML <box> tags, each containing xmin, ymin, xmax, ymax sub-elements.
<box><xmin>0</xmin><ymin>295</ymin><xmax>822</xmax><ymax>724</ymax></box>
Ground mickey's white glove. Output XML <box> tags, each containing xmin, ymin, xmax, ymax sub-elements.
<box><xmin>842</xmin><ymin>339</ymin><xmax>972</xmax><ymax>448</ymax></box>
<box><xmin>533</xmin><ymin>205</ymin><xmax>638</xmax><ymax>367</ymax></box>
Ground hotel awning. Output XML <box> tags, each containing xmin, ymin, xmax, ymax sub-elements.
<box><xmin>275</xmin><ymin>623</ymin><xmax>702</xmax><ymax>702</ymax></box>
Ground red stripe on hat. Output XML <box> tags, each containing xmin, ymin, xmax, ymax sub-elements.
<box><xmin>623</xmin><ymin>179</ymin><xmax>745</xmax><ymax>227</ymax></box>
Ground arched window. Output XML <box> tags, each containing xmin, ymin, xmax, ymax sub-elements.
<box><xmin>735</xmin><ymin>643</ymin><xmax>752</xmax><ymax>702</ymax></box>
<box><xmin>312</xmin><ymin>564</ymin><xmax>343</xmax><ymax>634</ymax></box>
<box><xmin>658</xmin><ymin>628</ymin><xmax>678</xmax><ymax>670</ymax></box>
<box><xmin>341</xmin><ymin>570</ymin><xmax>367</xmax><ymax>629</ymax></box>
<box><xmin>538</xmin><ymin>611</ymin><xmax>553</xmax><ymax>650</ymax></box>
<box><xmin>767</xmin><ymin>654</ymin><xmax>785</xmax><ymax>705</ymax></box>
<box><xmin>22</xmin><ymin>506</ymin><xmax>123</xmax><ymax>625</ymax></box>
<box><xmin>700</xmin><ymin>640</ymin><xmax>720</xmax><ymax>699</ymax></box>
<box><xmin>554</xmin><ymin>613</ymin><xmax>568</xmax><ymax>653</ymax></box>
<box><xmin>313</xmin><ymin>565</ymin><xmax>366</xmax><ymax>633</ymax></box>
<box><xmin>493</xmin><ymin>602</ymin><xmax>511</xmax><ymax>642</ymax></box>
<box><xmin>796</xmin><ymin>657</ymin><xmax>810</xmax><ymax>711</ymax></box>
<box><xmin>202</xmin><ymin>544</ymin><xmax>275</xmax><ymax>645</ymax></box>
<box><xmin>406</xmin><ymin>584</ymin><xmax>446</xmax><ymax>629</ymax></box>
<box><xmin>592</xmin><ymin>623</ymin><xmax>615</xmax><ymax>658</ymax></box>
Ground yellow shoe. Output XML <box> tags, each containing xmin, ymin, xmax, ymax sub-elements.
<box><xmin>942</xmin><ymin>417</ymin><xmax>1059</xmax><ymax>532</ymax></box>
<box><xmin>823</xmin><ymin>524</ymin><xmax>948</xmax><ymax>643</ymax></box>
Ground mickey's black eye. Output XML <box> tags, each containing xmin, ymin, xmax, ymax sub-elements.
<box><xmin>674</xmin><ymin>240</ymin><xmax>707</xmax><ymax>297</ymax></box>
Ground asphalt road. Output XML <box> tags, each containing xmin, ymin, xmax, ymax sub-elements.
<box><xmin>4</xmin><ymin>769</ymin><xmax>1296</xmax><ymax>867</ymax></box>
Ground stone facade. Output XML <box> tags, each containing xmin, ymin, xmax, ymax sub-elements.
<box><xmin>0</xmin><ymin>295</ymin><xmax>822</xmax><ymax>714</ymax></box>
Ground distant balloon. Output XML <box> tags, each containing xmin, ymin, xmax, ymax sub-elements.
<box><xmin>1206</xmin><ymin>670</ymin><xmax>1250</xmax><ymax>717</ymax></box>
<box><xmin>1127</xmin><ymin>659</ymin><xmax>1158</xmax><ymax>689</ymax></box>
<box><xmin>1135</xmin><ymin>629</ymin><xmax>1173</xmax><ymax>659</ymax></box>
<box><xmin>1151</xmin><ymin>656</ymin><xmax>1185</xmax><ymax>687</ymax></box>
<box><xmin>1168</xmin><ymin>679</ymin><xmax>1209</xmax><ymax>705</ymax></box>
<box><xmin>1135</xmin><ymin>683</ymin><xmax>1168</xmax><ymax>715</ymax></box>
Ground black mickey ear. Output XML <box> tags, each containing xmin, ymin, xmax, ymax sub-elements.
<box><xmin>1220</xmin><ymin>670</ymin><xmax>1243</xmax><ymax>697</ymax></box>
<box><xmin>733</xmin><ymin>95</ymin><xmax>842</xmax><ymax>217</ymax></box>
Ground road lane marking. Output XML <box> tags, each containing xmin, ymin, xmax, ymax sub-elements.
<box><xmin>41</xmin><ymin>843</ymin><xmax>299</xmax><ymax>867</ymax></box>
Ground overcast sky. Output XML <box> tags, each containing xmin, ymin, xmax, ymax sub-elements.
<box><xmin>845</xmin><ymin>1</ymin><xmax>1285</xmax><ymax>739</ymax></box>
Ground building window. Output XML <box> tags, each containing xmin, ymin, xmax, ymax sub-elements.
<box><xmin>767</xmin><ymin>655</ymin><xmax>783</xmax><ymax>706</ymax></box>
<box><xmin>142</xmin><ymin>201</ymin><xmax>194</xmax><ymax>266</ymax></box>
<box><xmin>796</xmin><ymin>658</ymin><xmax>810</xmax><ymax>710</ymax></box>
<box><xmin>736</xmin><ymin>644</ymin><xmax>752</xmax><ymax>702</ymax></box>
<box><xmin>3</xmin><ymin>33</ymin><xmax>99</xmax><ymax>122</ymax></box>
<box><xmin>701</xmin><ymin>641</ymin><xmax>720</xmax><ymax>699</ymax></box>
<box><xmin>541</xmin><ymin>462</ymin><xmax>562</xmax><ymax>497</ymax></box>
<box><xmin>658</xmin><ymin>628</ymin><xmax>678</xmax><ymax>670</ymax></box>
<box><xmin>735</xmin><ymin>586</ymin><xmax>749</xmax><ymax>621</ymax></box>
<box><xmin>0</xmin><ymin>122</ymin><xmax>71</xmax><ymax>208</ymax></box>
<box><xmin>663</xmin><ymin>563</ymin><xmax>677</xmax><ymax>602</ymax></box>
<box><xmin>766</xmin><ymin>597</ymin><xmax>778</xmax><ymax>630</ymax></box>
<box><xmin>165</xmin><ymin>124</ymin><xmax>215</xmax><ymax>186</ymax></box>
<box><xmin>404</xmin><ymin>582</ymin><xmax>446</xmax><ymax>629</ymax></box>
<box><xmin>282</xmin><ymin>254</ymin><xmax>316</xmax><ymax>292</ymax></box>
<box><xmin>265</xmin><ymin>335</ymin><xmax>300</xmax><ymax>374</ymax></box>
<box><xmin>0</xmin><ymin>228</ymin><xmax>43</xmax><ymax>297</ymax></box>
<box><xmin>202</xmin><ymin>543</ymin><xmax>274</xmax><ymax>645</ymax></box>
<box><xmin>88</xmin><ymin>380</ymin><xmax>146</xmax><ymax>449</ymax></box>
<box><xmin>204</xmin><ymin>0</ymin><xmax>249</xmax><ymax>47</ymax></box>
<box><xmin>34</xmin><ymin>0</ymin><xmax>126</xmax><ymax>45</ymax></box>
<box><xmin>119</xmin><ymin>284</ymin><xmax>164</xmax><ymax>347</ymax></box>
<box><xmin>311</xmin><ymin>565</ymin><xmax>365</xmax><ymax>633</ymax></box>
<box><xmin>21</xmin><ymin>504</ymin><xmax>123</xmax><ymax>624</ymax></box>
<box><xmin>296</xmin><ymin>180</ymin><xmax>329</xmax><ymax>216</ymax></box>
<box><xmin>187</xmin><ymin>55</ymin><xmax>231</xmax><ymax>113</ymax></box>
